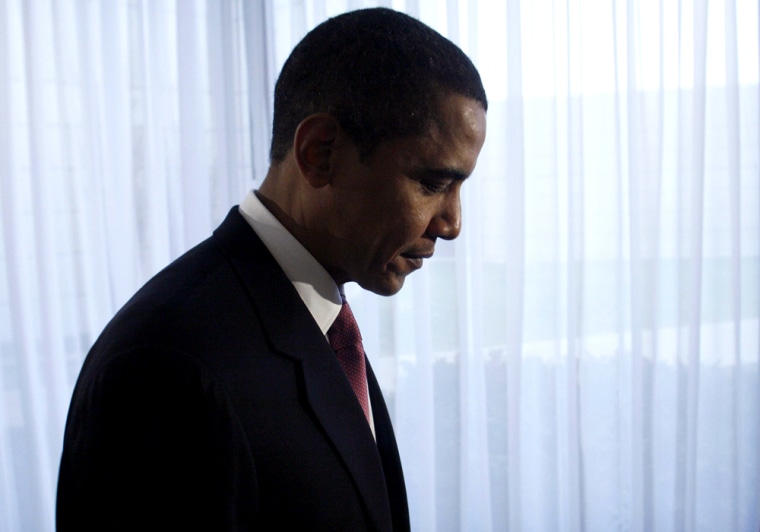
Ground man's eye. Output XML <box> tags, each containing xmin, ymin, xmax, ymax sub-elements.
<box><xmin>421</xmin><ymin>181</ymin><xmax>448</xmax><ymax>193</ymax></box>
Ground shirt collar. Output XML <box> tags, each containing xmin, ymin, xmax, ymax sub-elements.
<box><xmin>238</xmin><ymin>190</ymin><xmax>342</xmax><ymax>335</ymax></box>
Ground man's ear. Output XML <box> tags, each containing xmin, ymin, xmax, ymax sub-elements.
<box><xmin>293</xmin><ymin>114</ymin><xmax>340</xmax><ymax>188</ymax></box>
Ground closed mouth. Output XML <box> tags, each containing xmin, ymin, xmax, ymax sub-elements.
<box><xmin>400</xmin><ymin>251</ymin><xmax>433</xmax><ymax>269</ymax></box>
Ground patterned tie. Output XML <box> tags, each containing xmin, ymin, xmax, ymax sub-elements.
<box><xmin>327</xmin><ymin>295</ymin><xmax>371</xmax><ymax>423</ymax></box>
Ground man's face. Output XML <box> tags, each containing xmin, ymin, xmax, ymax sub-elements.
<box><xmin>319</xmin><ymin>93</ymin><xmax>487</xmax><ymax>296</ymax></box>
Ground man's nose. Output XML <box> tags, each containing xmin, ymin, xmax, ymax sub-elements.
<box><xmin>426</xmin><ymin>191</ymin><xmax>462</xmax><ymax>241</ymax></box>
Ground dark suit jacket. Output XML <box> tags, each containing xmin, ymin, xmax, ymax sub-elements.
<box><xmin>56</xmin><ymin>208</ymin><xmax>410</xmax><ymax>531</ymax></box>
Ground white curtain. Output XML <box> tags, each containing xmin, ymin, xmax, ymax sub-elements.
<box><xmin>1</xmin><ymin>0</ymin><xmax>758</xmax><ymax>530</ymax></box>
<box><xmin>1</xmin><ymin>0</ymin><xmax>258</xmax><ymax>529</ymax></box>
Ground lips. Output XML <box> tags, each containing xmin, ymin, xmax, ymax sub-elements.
<box><xmin>403</xmin><ymin>256</ymin><xmax>423</xmax><ymax>269</ymax></box>
<box><xmin>400</xmin><ymin>251</ymin><xmax>433</xmax><ymax>270</ymax></box>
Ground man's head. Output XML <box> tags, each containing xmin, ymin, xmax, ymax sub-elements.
<box><xmin>270</xmin><ymin>7</ymin><xmax>487</xmax><ymax>163</ymax></box>
<box><xmin>260</xmin><ymin>8</ymin><xmax>487</xmax><ymax>296</ymax></box>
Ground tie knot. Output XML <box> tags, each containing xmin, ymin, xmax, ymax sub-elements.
<box><xmin>328</xmin><ymin>299</ymin><xmax>363</xmax><ymax>352</ymax></box>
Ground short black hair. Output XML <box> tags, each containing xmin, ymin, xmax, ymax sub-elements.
<box><xmin>269</xmin><ymin>7</ymin><xmax>488</xmax><ymax>162</ymax></box>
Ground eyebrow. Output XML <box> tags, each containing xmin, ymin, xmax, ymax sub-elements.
<box><xmin>409</xmin><ymin>167</ymin><xmax>469</xmax><ymax>182</ymax></box>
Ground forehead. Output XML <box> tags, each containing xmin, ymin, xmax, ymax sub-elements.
<box><xmin>396</xmin><ymin>94</ymin><xmax>487</xmax><ymax>175</ymax></box>
<box><xmin>430</xmin><ymin>93</ymin><xmax>487</xmax><ymax>144</ymax></box>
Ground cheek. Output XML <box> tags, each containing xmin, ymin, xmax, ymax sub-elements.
<box><xmin>360</xmin><ymin>188</ymin><xmax>435</xmax><ymax>251</ymax></box>
<box><xmin>408</xmin><ymin>211</ymin><xmax>429</xmax><ymax>237</ymax></box>
<box><xmin>407</xmin><ymin>198</ymin><xmax>439</xmax><ymax>231</ymax></box>
<box><xmin>389</xmin><ymin>206</ymin><xmax>432</xmax><ymax>245</ymax></box>
<box><xmin>362</xmin><ymin>213</ymin><xmax>418</xmax><ymax>259</ymax></box>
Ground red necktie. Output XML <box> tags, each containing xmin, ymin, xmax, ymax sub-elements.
<box><xmin>327</xmin><ymin>296</ymin><xmax>371</xmax><ymax>423</ymax></box>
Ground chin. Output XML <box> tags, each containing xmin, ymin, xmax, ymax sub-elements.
<box><xmin>359</xmin><ymin>273</ymin><xmax>406</xmax><ymax>297</ymax></box>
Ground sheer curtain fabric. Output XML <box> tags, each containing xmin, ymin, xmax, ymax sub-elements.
<box><xmin>1</xmin><ymin>1</ymin><xmax>258</xmax><ymax>529</ymax></box>
<box><xmin>1</xmin><ymin>0</ymin><xmax>758</xmax><ymax>531</ymax></box>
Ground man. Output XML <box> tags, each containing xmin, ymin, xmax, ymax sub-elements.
<box><xmin>57</xmin><ymin>7</ymin><xmax>487</xmax><ymax>531</ymax></box>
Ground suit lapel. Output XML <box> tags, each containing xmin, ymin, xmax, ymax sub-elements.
<box><xmin>367</xmin><ymin>363</ymin><xmax>411</xmax><ymax>531</ymax></box>
<box><xmin>212</xmin><ymin>208</ymin><xmax>396</xmax><ymax>531</ymax></box>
